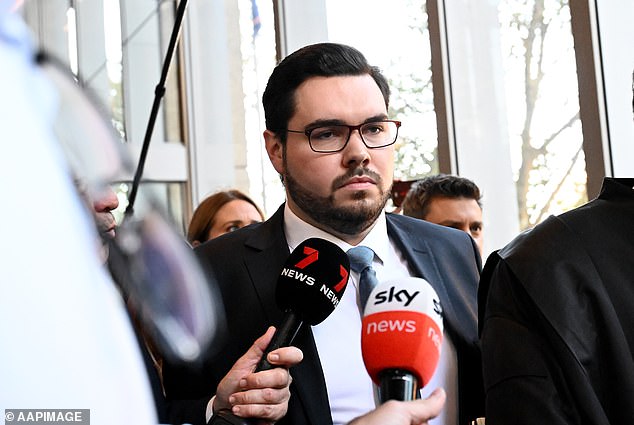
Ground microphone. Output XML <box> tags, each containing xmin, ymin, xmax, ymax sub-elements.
<box><xmin>361</xmin><ymin>276</ymin><xmax>443</xmax><ymax>403</ymax></box>
<box><xmin>256</xmin><ymin>237</ymin><xmax>350</xmax><ymax>370</ymax></box>
<box><xmin>210</xmin><ymin>237</ymin><xmax>350</xmax><ymax>424</ymax></box>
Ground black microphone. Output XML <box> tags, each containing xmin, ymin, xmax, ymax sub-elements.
<box><xmin>209</xmin><ymin>237</ymin><xmax>350</xmax><ymax>424</ymax></box>
<box><xmin>257</xmin><ymin>237</ymin><xmax>350</xmax><ymax>370</ymax></box>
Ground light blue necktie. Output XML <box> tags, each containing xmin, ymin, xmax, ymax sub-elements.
<box><xmin>347</xmin><ymin>246</ymin><xmax>379</xmax><ymax>310</ymax></box>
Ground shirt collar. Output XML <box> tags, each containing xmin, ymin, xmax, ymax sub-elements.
<box><xmin>283</xmin><ymin>203</ymin><xmax>391</xmax><ymax>265</ymax></box>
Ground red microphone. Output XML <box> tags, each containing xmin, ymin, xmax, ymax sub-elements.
<box><xmin>361</xmin><ymin>277</ymin><xmax>443</xmax><ymax>402</ymax></box>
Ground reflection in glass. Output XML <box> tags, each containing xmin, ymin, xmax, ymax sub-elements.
<box><xmin>326</xmin><ymin>0</ymin><xmax>438</xmax><ymax>180</ymax></box>
<box><xmin>113</xmin><ymin>182</ymin><xmax>187</xmax><ymax>237</ymax></box>
<box><xmin>239</xmin><ymin>0</ymin><xmax>280</xmax><ymax>215</ymax></box>
<box><xmin>157</xmin><ymin>0</ymin><xmax>185</xmax><ymax>144</ymax></box>
<box><xmin>498</xmin><ymin>0</ymin><xmax>587</xmax><ymax>229</ymax></box>
<box><xmin>103</xmin><ymin>0</ymin><xmax>126</xmax><ymax>140</ymax></box>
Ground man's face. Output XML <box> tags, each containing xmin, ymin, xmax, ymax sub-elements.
<box><xmin>92</xmin><ymin>187</ymin><xmax>119</xmax><ymax>239</ymax></box>
<box><xmin>424</xmin><ymin>196</ymin><xmax>484</xmax><ymax>255</ymax></box>
<box><xmin>265</xmin><ymin>75</ymin><xmax>394</xmax><ymax>242</ymax></box>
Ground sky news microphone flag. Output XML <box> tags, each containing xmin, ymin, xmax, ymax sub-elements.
<box><xmin>361</xmin><ymin>276</ymin><xmax>444</xmax><ymax>402</ymax></box>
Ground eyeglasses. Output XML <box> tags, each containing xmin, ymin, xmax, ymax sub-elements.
<box><xmin>286</xmin><ymin>120</ymin><xmax>401</xmax><ymax>153</ymax></box>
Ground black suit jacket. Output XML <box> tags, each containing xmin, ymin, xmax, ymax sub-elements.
<box><xmin>479</xmin><ymin>178</ymin><xmax>634</xmax><ymax>424</ymax></box>
<box><xmin>164</xmin><ymin>205</ymin><xmax>484</xmax><ymax>425</ymax></box>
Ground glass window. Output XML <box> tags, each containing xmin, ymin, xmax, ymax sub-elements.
<box><xmin>119</xmin><ymin>0</ymin><xmax>184</xmax><ymax>146</ymax></box>
<box><xmin>325</xmin><ymin>0</ymin><xmax>438</xmax><ymax>181</ymax></box>
<box><xmin>103</xmin><ymin>0</ymin><xmax>125</xmax><ymax>139</ymax></box>
<box><xmin>498</xmin><ymin>0</ymin><xmax>586</xmax><ymax>229</ymax></box>
<box><xmin>238</xmin><ymin>0</ymin><xmax>281</xmax><ymax>215</ymax></box>
<box><xmin>22</xmin><ymin>0</ymin><xmax>187</xmax><ymax>230</ymax></box>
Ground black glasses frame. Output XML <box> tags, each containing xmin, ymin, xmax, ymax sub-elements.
<box><xmin>285</xmin><ymin>119</ymin><xmax>402</xmax><ymax>153</ymax></box>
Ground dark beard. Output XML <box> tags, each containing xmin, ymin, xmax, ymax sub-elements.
<box><xmin>284</xmin><ymin>158</ymin><xmax>391</xmax><ymax>236</ymax></box>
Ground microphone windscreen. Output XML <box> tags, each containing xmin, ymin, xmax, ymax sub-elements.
<box><xmin>276</xmin><ymin>238</ymin><xmax>350</xmax><ymax>325</ymax></box>
<box><xmin>361</xmin><ymin>277</ymin><xmax>443</xmax><ymax>387</ymax></box>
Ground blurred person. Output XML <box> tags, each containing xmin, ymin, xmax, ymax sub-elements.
<box><xmin>46</xmin><ymin>25</ymin><xmax>295</xmax><ymax>425</ymax></box>
<box><xmin>0</xmin><ymin>4</ymin><xmax>296</xmax><ymax>424</ymax></box>
<box><xmin>188</xmin><ymin>189</ymin><xmax>264</xmax><ymax>246</ymax></box>
<box><xmin>478</xmin><ymin>77</ymin><xmax>634</xmax><ymax>424</ymax></box>
<box><xmin>402</xmin><ymin>175</ymin><xmax>484</xmax><ymax>256</ymax></box>
<box><xmin>86</xmin><ymin>184</ymin><xmax>174</xmax><ymax>422</ymax></box>
<box><xmin>0</xmin><ymin>1</ymin><xmax>156</xmax><ymax>421</ymax></box>
<box><xmin>163</xmin><ymin>42</ymin><xmax>484</xmax><ymax>425</ymax></box>
<box><xmin>76</xmin><ymin>181</ymin><xmax>120</xmax><ymax>262</ymax></box>
<box><xmin>93</xmin><ymin>185</ymin><xmax>119</xmax><ymax>239</ymax></box>
<box><xmin>73</xmin><ymin>179</ymin><xmax>120</xmax><ymax>241</ymax></box>
<box><xmin>479</xmin><ymin>177</ymin><xmax>634</xmax><ymax>424</ymax></box>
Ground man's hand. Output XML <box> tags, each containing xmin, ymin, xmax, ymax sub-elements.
<box><xmin>348</xmin><ymin>388</ymin><xmax>446</xmax><ymax>425</ymax></box>
<box><xmin>213</xmin><ymin>327</ymin><xmax>303</xmax><ymax>422</ymax></box>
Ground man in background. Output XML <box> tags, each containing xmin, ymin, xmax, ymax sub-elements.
<box><xmin>402</xmin><ymin>174</ymin><xmax>484</xmax><ymax>256</ymax></box>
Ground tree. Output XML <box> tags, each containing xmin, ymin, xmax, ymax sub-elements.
<box><xmin>500</xmin><ymin>0</ymin><xmax>586</xmax><ymax>229</ymax></box>
<box><xmin>387</xmin><ymin>0</ymin><xmax>438</xmax><ymax>181</ymax></box>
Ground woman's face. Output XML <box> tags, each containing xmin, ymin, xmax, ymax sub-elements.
<box><xmin>206</xmin><ymin>199</ymin><xmax>263</xmax><ymax>241</ymax></box>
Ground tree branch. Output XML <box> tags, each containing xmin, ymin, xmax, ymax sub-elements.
<box><xmin>534</xmin><ymin>145</ymin><xmax>583</xmax><ymax>224</ymax></box>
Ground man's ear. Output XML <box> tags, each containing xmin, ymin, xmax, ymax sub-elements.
<box><xmin>264</xmin><ymin>129</ymin><xmax>284</xmax><ymax>174</ymax></box>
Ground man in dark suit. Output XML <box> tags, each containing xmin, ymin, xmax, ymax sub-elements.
<box><xmin>479</xmin><ymin>177</ymin><xmax>634</xmax><ymax>424</ymax></box>
<box><xmin>163</xmin><ymin>42</ymin><xmax>484</xmax><ymax>425</ymax></box>
<box><xmin>401</xmin><ymin>174</ymin><xmax>485</xmax><ymax>256</ymax></box>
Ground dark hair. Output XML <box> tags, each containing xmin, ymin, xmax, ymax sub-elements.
<box><xmin>187</xmin><ymin>190</ymin><xmax>264</xmax><ymax>244</ymax></box>
<box><xmin>402</xmin><ymin>174</ymin><xmax>482</xmax><ymax>219</ymax></box>
<box><xmin>262</xmin><ymin>43</ymin><xmax>390</xmax><ymax>142</ymax></box>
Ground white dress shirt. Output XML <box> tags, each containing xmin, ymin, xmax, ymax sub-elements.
<box><xmin>283</xmin><ymin>205</ymin><xmax>457</xmax><ymax>425</ymax></box>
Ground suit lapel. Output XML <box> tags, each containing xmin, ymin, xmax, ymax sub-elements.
<box><xmin>243</xmin><ymin>205</ymin><xmax>332</xmax><ymax>425</ymax></box>
<box><xmin>242</xmin><ymin>205</ymin><xmax>289</xmax><ymax>324</ymax></box>
<box><xmin>386</xmin><ymin>215</ymin><xmax>460</xmax><ymax>341</ymax></box>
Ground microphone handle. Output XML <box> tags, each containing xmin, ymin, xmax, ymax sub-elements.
<box><xmin>378</xmin><ymin>369</ymin><xmax>420</xmax><ymax>403</ymax></box>
<box><xmin>255</xmin><ymin>310</ymin><xmax>303</xmax><ymax>371</ymax></box>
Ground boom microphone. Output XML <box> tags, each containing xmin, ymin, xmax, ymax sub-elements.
<box><xmin>210</xmin><ymin>237</ymin><xmax>350</xmax><ymax>424</ymax></box>
<box><xmin>361</xmin><ymin>277</ymin><xmax>443</xmax><ymax>403</ymax></box>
